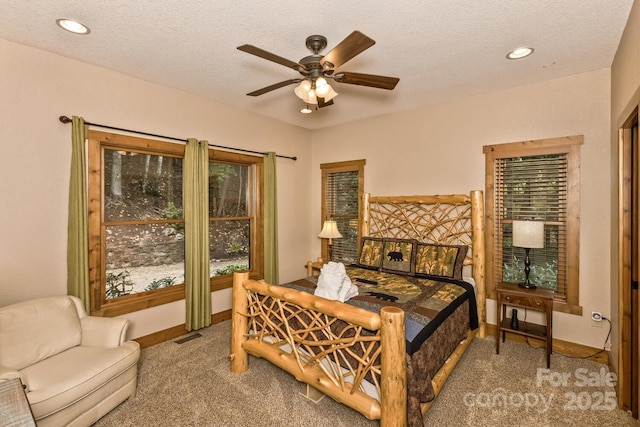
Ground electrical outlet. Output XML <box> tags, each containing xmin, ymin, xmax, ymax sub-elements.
<box><xmin>592</xmin><ymin>311</ymin><xmax>603</xmax><ymax>327</ymax></box>
<box><xmin>605</xmin><ymin>342</ymin><xmax>612</xmax><ymax>351</ymax></box>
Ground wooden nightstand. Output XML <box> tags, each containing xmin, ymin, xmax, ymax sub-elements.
<box><xmin>496</xmin><ymin>282</ymin><xmax>554</xmax><ymax>368</ymax></box>
<box><xmin>306</xmin><ymin>258</ymin><xmax>325</xmax><ymax>277</ymax></box>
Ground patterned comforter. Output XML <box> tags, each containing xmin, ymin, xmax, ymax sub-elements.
<box><xmin>284</xmin><ymin>266</ymin><xmax>478</xmax><ymax>426</ymax></box>
<box><xmin>290</xmin><ymin>265</ymin><xmax>478</xmax><ymax>354</ymax></box>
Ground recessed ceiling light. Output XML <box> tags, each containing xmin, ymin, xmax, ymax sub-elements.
<box><xmin>506</xmin><ymin>47</ymin><xmax>534</xmax><ymax>60</ymax></box>
<box><xmin>56</xmin><ymin>18</ymin><xmax>91</xmax><ymax>35</ymax></box>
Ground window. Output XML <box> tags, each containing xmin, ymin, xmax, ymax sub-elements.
<box><xmin>208</xmin><ymin>153</ymin><xmax>263</xmax><ymax>291</ymax></box>
<box><xmin>320</xmin><ymin>160</ymin><xmax>365</xmax><ymax>262</ymax></box>
<box><xmin>484</xmin><ymin>136</ymin><xmax>582</xmax><ymax>314</ymax></box>
<box><xmin>88</xmin><ymin>131</ymin><xmax>263</xmax><ymax>316</ymax></box>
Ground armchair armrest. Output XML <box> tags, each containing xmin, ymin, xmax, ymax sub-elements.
<box><xmin>80</xmin><ymin>316</ymin><xmax>130</xmax><ymax>348</ymax></box>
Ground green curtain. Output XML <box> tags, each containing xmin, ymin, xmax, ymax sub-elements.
<box><xmin>67</xmin><ymin>116</ymin><xmax>90</xmax><ymax>312</ymax></box>
<box><xmin>264</xmin><ymin>152</ymin><xmax>279</xmax><ymax>284</ymax></box>
<box><xmin>184</xmin><ymin>138</ymin><xmax>211</xmax><ymax>331</ymax></box>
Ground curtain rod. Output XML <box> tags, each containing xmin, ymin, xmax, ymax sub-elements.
<box><xmin>58</xmin><ymin>115</ymin><xmax>297</xmax><ymax>161</ymax></box>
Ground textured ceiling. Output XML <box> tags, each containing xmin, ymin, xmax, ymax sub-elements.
<box><xmin>0</xmin><ymin>1</ymin><xmax>634</xmax><ymax>130</ymax></box>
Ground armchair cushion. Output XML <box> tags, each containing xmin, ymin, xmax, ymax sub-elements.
<box><xmin>0</xmin><ymin>296</ymin><xmax>81</xmax><ymax>371</ymax></box>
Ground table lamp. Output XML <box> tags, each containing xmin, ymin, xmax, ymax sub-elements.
<box><xmin>512</xmin><ymin>220</ymin><xmax>545</xmax><ymax>289</ymax></box>
<box><xmin>318</xmin><ymin>220</ymin><xmax>342</xmax><ymax>261</ymax></box>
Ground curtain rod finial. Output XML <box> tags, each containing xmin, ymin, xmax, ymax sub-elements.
<box><xmin>59</xmin><ymin>115</ymin><xmax>72</xmax><ymax>124</ymax></box>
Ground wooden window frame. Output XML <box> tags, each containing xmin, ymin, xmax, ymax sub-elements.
<box><xmin>483</xmin><ymin>135</ymin><xmax>583</xmax><ymax>315</ymax></box>
<box><xmin>207</xmin><ymin>150</ymin><xmax>264</xmax><ymax>292</ymax></box>
<box><xmin>87</xmin><ymin>131</ymin><xmax>263</xmax><ymax>317</ymax></box>
<box><xmin>320</xmin><ymin>159</ymin><xmax>365</xmax><ymax>262</ymax></box>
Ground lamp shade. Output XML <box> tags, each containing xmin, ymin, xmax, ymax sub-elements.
<box><xmin>512</xmin><ymin>220</ymin><xmax>544</xmax><ymax>249</ymax></box>
<box><xmin>315</xmin><ymin>77</ymin><xmax>330</xmax><ymax>96</ymax></box>
<box><xmin>294</xmin><ymin>80</ymin><xmax>311</xmax><ymax>98</ymax></box>
<box><xmin>318</xmin><ymin>220</ymin><xmax>342</xmax><ymax>239</ymax></box>
<box><xmin>319</xmin><ymin>84</ymin><xmax>338</xmax><ymax>102</ymax></box>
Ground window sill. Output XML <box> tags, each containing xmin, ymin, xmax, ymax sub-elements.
<box><xmin>92</xmin><ymin>272</ymin><xmax>264</xmax><ymax>317</ymax></box>
<box><xmin>552</xmin><ymin>300</ymin><xmax>583</xmax><ymax>316</ymax></box>
<box><xmin>93</xmin><ymin>284</ymin><xmax>186</xmax><ymax>317</ymax></box>
<box><xmin>210</xmin><ymin>271</ymin><xmax>263</xmax><ymax>292</ymax></box>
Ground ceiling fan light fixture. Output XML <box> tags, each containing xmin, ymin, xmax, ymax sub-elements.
<box><xmin>295</xmin><ymin>80</ymin><xmax>317</xmax><ymax>104</ymax></box>
<box><xmin>507</xmin><ymin>47</ymin><xmax>534</xmax><ymax>60</ymax></box>
<box><xmin>307</xmin><ymin>89</ymin><xmax>317</xmax><ymax>105</ymax></box>
<box><xmin>315</xmin><ymin>77</ymin><xmax>330</xmax><ymax>96</ymax></box>
<box><xmin>294</xmin><ymin>78</ymin><xmax>337</xmax><ymax>106</ymax></box>
<box><xmin>300</xmin><ymin>105</ymin><xmax>313</xmax><ymax>114</ymax></box>
<box><xmin>294</xmin><ymin>80</ymin><xmax>311</xmax><ymax>99</ymax></box>
<box><xmin>321</xmin><ymin>85</ymin><xmax>338</xmax><ymax>102</ymax></box>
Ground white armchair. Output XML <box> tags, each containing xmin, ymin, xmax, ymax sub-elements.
<box><xmin>0</xmin><ymin>295</ymin><xmax>140</xmax><ymax>427</ymax></box>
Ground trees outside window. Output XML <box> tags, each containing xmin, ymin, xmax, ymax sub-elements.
<box><xmin>208</xmin><ymin>159</ymin><xmax>261</xmax><ymax>287</ymax></box>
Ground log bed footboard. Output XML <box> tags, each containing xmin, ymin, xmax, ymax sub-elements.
<box><xmin>230</xmin><ymin>271</ymin><xmax>408</xmax><ymax>426</ymax></box>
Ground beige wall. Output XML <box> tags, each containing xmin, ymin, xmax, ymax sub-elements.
<box><xmin>610</xmin><ymin>0</ymin><xmax>640</xmax><ymax>370</ymax></box>
<box><xmin>0</xmin><ymin>39</ymin><xmax>313</xmax><ymax>338</ymax></box>
<box><xmin>312</xmin><ymin>68</ymin><xmax>612</xmax><ymax>349</ymax></box>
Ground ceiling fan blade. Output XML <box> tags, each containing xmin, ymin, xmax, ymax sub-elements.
<box><xmin>237</xmin><ymin>44</ymin><xmax>306</xmax><ymax>74</ymax></box>
<box><xmin>320</xmin><ymin>31</ymin><xmax>375</xmax><ymax>71</ymax></box>
<box><xmin>247</xmin><ymin>79</ymin><xmax>301</xmax><ymax>96</ymax></box>
<box><xmin>317</xmin><ymin>97</ymin><xmax>334</xmax><ymax>108</ymax></box>
<box><xmin>333</xmin><ymin>72</ymin><xmax>399</xmax><ymax>90</ymax></box>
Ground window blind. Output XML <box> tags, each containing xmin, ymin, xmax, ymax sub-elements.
<box><xmin>325</xmin><ymin>170</ymin><xmax>359</xmax><ymax>262</ymax></box>
<box><xmin>495</xmin><ymin>154</ymin><xmax>568</xmax><ymax>297</ymax></box>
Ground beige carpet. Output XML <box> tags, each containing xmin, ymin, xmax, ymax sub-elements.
<box><xmin>95</xmin><ymin>321</ymin><xmax>637</xmax><ymax>426</ymax></box>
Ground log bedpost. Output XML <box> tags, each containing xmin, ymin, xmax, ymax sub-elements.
<box><xmin>470</xmin><ymin>190</ymin><xmax>486</xmax><ymax>339</ymax></box>
<box><xmin>306</xmin><ymin>261</ymin><xmax>314</xmax><ymax>277</ymax></box>
<box><xmin>230</xmin><ymin>271</ymin><xmax>249</xmax><ymax>373</ymax></box>
<box><xmin>361</xmin><ymin>192</ymin><xmax>371</xmax><ymax>238</ymax></box>
<box><xmin>306</xmin><ymin>257</ymin><xmax>324</xmax><ymax>277</ymax></box>
<box><xmin>380</xmin><ymin>306</ymin><xmax>406</xmax><ymax>427</ymax></box>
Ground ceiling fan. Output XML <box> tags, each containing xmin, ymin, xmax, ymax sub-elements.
<box><xmin>237</xmin><ymin>31</ymin><xmax>399</xmax><ymax>112</ymax></box>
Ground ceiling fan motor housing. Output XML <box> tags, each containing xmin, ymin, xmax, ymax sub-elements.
<box><xmin>299</xmin><ymin>55</ymin><xmax>325</xmax><ymax>78</ymax></box>
<box><xmin>302</xmin><ymin>36</ymin><xmax>331</xmax><ymax>77</ymax></box>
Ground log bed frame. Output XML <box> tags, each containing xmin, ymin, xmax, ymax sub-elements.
<box><xmin>230</xmin><ymin>191</ymin><xmax>486</xmax><ymax>427</ymax></box>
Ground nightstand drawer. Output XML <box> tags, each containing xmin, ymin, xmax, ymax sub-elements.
<box><xmin>502</xmin><ymin>294</ymin><xmax>550</xmax><ymax>310</ymax></box>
